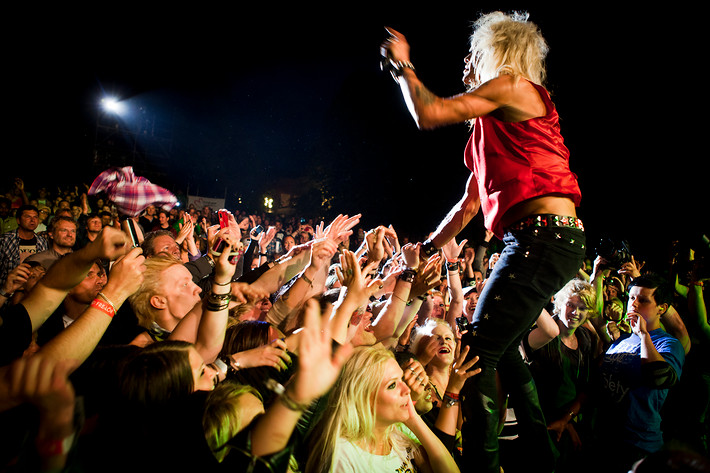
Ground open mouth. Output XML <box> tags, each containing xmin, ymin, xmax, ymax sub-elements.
<box><xmin>438</xmin><ymin>347</ymin><xmax>452</xmax><ymax>354</ymax></box>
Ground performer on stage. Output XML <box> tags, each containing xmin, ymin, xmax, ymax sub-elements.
<box><xmin>382</xmin><ymin>11</ymin><xmax>585</xmax><ymax>472</ymax></box>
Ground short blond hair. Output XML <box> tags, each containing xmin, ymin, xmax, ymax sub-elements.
<box><xmin>467</xmin><ymin>11</ymin><xmax>549</xmax><ymax>89</ymax></box>
<box><xmin>129</xmin><ymin>253</ymin><xmax>183</xmax><ymax>328</ymax></box>
<box><xmin>553</xmin><ymin>278</ymin><xmax>598</xmax><ymax>319</ymax></box>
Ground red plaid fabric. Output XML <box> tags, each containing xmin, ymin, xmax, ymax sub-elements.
<box><xmin>88</xmin><ymin>167</ymin><xmax>177</xmax><ymax>217</ymax></box>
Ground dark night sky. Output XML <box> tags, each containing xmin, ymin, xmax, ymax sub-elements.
<box><xmin>6</xmin><ymin>3</ymin><xmax>706</xmax><ymax>271</ymax></box>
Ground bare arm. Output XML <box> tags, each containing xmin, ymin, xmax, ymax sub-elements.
<box><xmin>21</xmin><ymin>228</ymin><xmax>130</xmax><ymax>332</ymax></box>
<box><xmin>429</xmin><ymin>174</ymin><xmax>480</xmax><ymax>250</ymax></box>
<box><xmin>526</xmin><ymin>308</ymin><xmax>561</xmax><ymax>351</ymax></box>
<box><xmin>39</xmin><ymin>247</ymin><xmax>145</xmax><ymax>367</ymax></box>
<box><xmin>660</xmin><ymin>305</ymin><xmax>691</xmax><ymax>354</ymax></box>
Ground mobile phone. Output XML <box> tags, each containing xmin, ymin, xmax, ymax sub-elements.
<box><xmin>126</xmin><ymin>219</ymin><xmax>140</xmax><ymax>248</ymax></box>
<box><xmin>253</xmin><ymin>225</ymin><xmax>263</xmax><ymax>236</ymax></box>
<box><xmin>456</xmin><ymin>316</ymin><xmax>472</xmax><ymax>334</ymax></box>
<box><xmin>212</xmin><ymin>209</ymin><xmax>239</xmax><ymax>264</ymax></box>
<box><xmin>212</xmin><ymin>210</ymin><xmax>230</xmax><ymax>254</ymax></box>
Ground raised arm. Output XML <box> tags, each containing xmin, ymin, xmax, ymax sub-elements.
<box><xmin>250</xmin><ymin>299</ymin><xmax>353</xmax><ymax>457</ymax></box>
<box><xmin>381</xmin><ymin>28</ymin><xmax>502</xmax><ymax>130</ymax></box>
<box><xmin>442</xmin><ymin>238</ymin><xmax>467</xmax><ymax>331</ymax></box>
<box><xmin>371</xmin><ymin>243</ymin><xmax>419</xmax><ymax>345</ymax></box>
<box><xmin>21</xmin><ymin>227</ymin><xmax>131</xmax><ymax>332</ymax></box>
<box><xmin>660</xmin><ymin>305</ymin><xmax>691</xmax><ymax>354</ymax></box>
<box><xmin>38</xmin><ymin>246</ymin><xmax>145</xmax><ymax>367</ymax></box>
<box><xmin>526</xmin><ymin>308</ymin><xmax>561</xmax><ymax>351</ymax></box>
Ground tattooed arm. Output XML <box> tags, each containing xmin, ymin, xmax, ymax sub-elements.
<box><xmin>381</xmin><ymin>28</ymin><xmax>536</xmax><ymax>130</ymax></box>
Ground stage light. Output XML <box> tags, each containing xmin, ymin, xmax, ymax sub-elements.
<box><xmin>101</xmin><ymin>97</ymin><xmax>125</xmax><ymax>114</ymax></box>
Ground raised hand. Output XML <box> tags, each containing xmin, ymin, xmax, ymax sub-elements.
<box><xmin>3</xmin><ymin>263</ymin><xmax>31</xmax><ymax>296</ymax></box>
<box><xmin>324</xmin><ymin>213</ymin><xmax>361</xmax><ymax>245</ymax></box>
<box><xmin>308</xmin><ymin>238</ymin><xmax>339</xmax><ymax>273</ymax></box>
<box><xmin>103</xmin><ymin>246</ymin><xmax>146</xmax><ymax>303</ymax></box>
<box><xmin>381</xmin><ymin>28</ymin><xmax>412</xmax><ymax>69</ymax></box>
<box><xmin>410</xmin><ymin>254</ymin><xmax>443</xmax><ymax>300</ymax></box>
<box><xmin>86</xmin><ymin>227</ymin><xmax>131</xmax><ymax>262</ymax></box>
<box><xmin>442</xmin><ymin>237</ymin><xmax>468</xmax><ymax>263</ymax></box>
<box><xmin>446</xmin><ymin>345</ymin><xmax>481</xmax><ymax>394</ymax></box>
<box><xmin>336</xmin><ymin>249</ymin><xmax>382</xmax><ymax>303</ymax></box>
<box><xmin>289</xmin><ymin>299</ymin><xmax>354</xmax><ymax>404</ymax></box>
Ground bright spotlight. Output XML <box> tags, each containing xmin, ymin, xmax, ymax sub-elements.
<box><xmin>101</xmin><ymin>97</ymin><xmax>125</xmax><ymax>114</ymax></box>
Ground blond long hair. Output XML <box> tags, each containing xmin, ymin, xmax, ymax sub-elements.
<box><xmin>305</xmin><ymin>346</ymin><xmax>418</xmax><ymax>473</ymax></box>
<box><xmin>466</xmin><ymin>11</ymin><xmax>549</xmax><ymax>90</ymax></box>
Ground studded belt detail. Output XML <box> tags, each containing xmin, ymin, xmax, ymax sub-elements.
<box><xmin>505</xmin><ymin>214</ymin><xmax>584</xmax><ymax>233</ymax></box>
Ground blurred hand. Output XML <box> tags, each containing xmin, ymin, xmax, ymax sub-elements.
<box><xmin>87</xmin><ymin>227</ymin><xmax>130</xmax><ymax>262</ymax></box>
<box><xmin>230</xmin><ymin>337</ymin><xmax>291</xmax><ymax>371</ymax></box>
<box><xmin>3</xmin><ymin>263</ymin><xmax>31</xmax><ymax>295</ymax></box>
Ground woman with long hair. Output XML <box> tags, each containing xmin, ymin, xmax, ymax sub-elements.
<box><xmin>306</xmin><ymin>345</ymin><xmax>459</xmax><ymax>473</ymax></box>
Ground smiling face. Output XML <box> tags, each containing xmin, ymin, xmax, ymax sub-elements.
<box><xmin>559</xmin><ymin>294</ymin><xmax>590</xmax><ymax>331</ymax></box>
<box><xmin>51</xmin><ymin>219</ymin><xmax>77</xmax><ymax>249</ymax></box>
<box><xmin>464</xmin><ymin>290</ymin><xmax>479</xmax><ymax>317</ymax></box>
<box><xmin>374</xmin><ymin>358</ymin><xmax>411</xmax><ymax>429</ymax></box>
<box><xmin>430</xmin><ymin>324</ymin><xmax>456</xmax><ymax>365</ymax></box>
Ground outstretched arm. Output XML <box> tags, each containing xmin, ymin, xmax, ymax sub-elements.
<box><xmin>427</xmin><ymin>174</ymin><xmax>480</xmax><ymax>252</ymax></box>
<box><xmin>21</xmin><ymin>227</ymin><xmax>131</xmax><ymax>332</ymax></box>
<box><xmin>381</xmin><ymin>28</ymin><xmax>503</xmax><ymax>130</ymax></box>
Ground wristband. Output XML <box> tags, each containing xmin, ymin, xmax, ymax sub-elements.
<box><xmin>446</xmin><ymin>262</ymin><xmax>460</xmax><ymax>272</ymax></box>
<box><xmin>399</xmin><ymin>269</ymin><xmax>416</xmax><ymax>284</ymax></box>
<box><xmin>91</xmin><ymin>298</ymin><xmax>115</xmax><ymax>318</ymax></box>
<box><xmin>443</xmin><ymin>393</ymin><xmax>460</xmax><ymax>408</ymax></box>
<box><xmin>97</xmin><ymin>292</ymin><xmax>116</xmax><ymax>313</ymax></box>
<box><xmin>36</xmin><ymin>432</ymin><xmax>76</xmax><ymax>457</ymax></box>
<box><xmin>421</xmin><ymin>240</ymin><xmax>437</xmax><ymax>257</ymax></box>
<box><xmin>279</xmin><ymin>390</ymin><xmax>311</xmax><ymax>412</ymax></box>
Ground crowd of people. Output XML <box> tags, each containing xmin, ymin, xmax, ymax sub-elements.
<box><xmin>1</xmin><ymin>176</ymin><xmax>707</xmax><ymax>473</ymax></box>
<box><xmin>2</xmin><ymin>10</ymin><xmax>709</xmax><ymax>473</ymax></box>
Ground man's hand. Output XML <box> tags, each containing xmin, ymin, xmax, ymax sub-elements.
<box><xmin>102</xmin><ymin>246</ymin><xmax>146</xmax><ymax>303</ymax></box>
<box><xmin>3</xmin><ymin>263</ymin><xmax>31</xmax><ymax>295</ymax></box>
<box><xmin>628</xmin><ymin>311</ymin><xmax>648</xmax><ymax>337</ymax></box>
<box><xmin>86</xmin><ymin>227</ymin><xmax>130</xmax><ymax>262</ymax></box>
